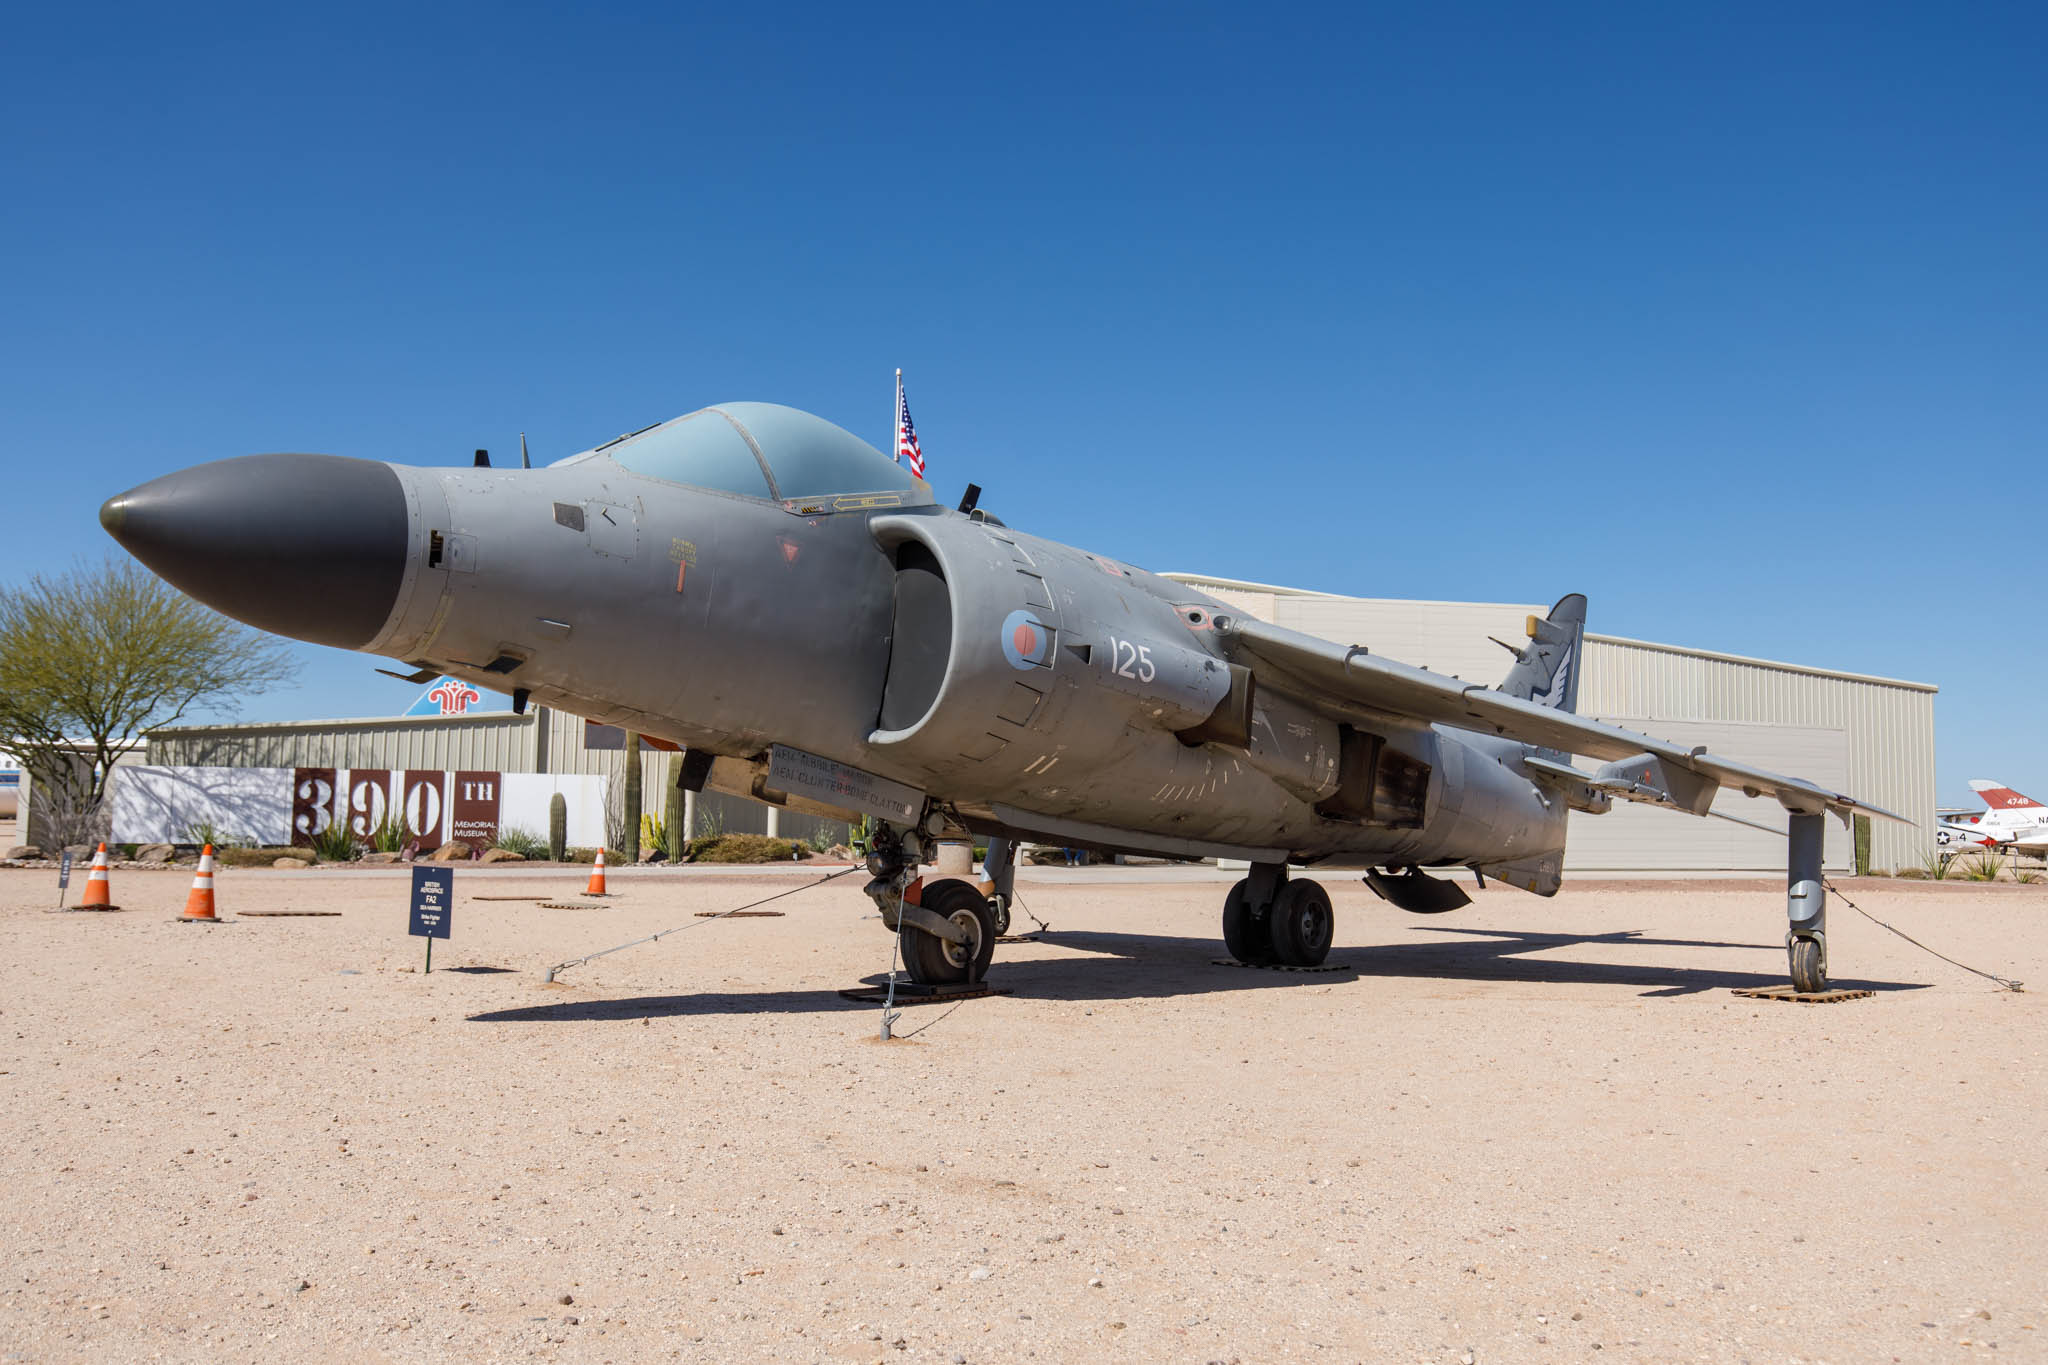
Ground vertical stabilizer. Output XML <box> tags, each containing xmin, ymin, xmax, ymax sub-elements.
<box><xmin>1970</xmin><ymin>780</ymin><xmax>2044</xmax><ymax>811</ymax></box>
<box><xmin>1498</xmin><ymin>593</ymin><xmax>1586</xmax><ymax>713</ymax></box>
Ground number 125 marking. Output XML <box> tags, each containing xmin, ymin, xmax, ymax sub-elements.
<box><xmin>1106</xmin><ymin>636</ymin><xmax>1155</xmax><ymax>682</ymax></box>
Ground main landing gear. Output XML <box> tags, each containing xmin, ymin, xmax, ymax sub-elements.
<box><xmin>863</xmin><ymin>823</ymin><xmax>1013</xmax><ymax>986</ymax></box>
<box><xmin>1223</xmin><ymin>863</ymin><xmax>1334</xmax><ymax>968</ymax></box>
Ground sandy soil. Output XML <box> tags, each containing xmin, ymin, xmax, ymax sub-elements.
<box><xmin>2</xmin><ymin>865</ymin><xmax>2044</xmax><ymax>1364</ymax></box>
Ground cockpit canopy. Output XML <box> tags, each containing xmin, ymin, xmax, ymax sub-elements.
<box><xmin>567</xmin><ymin>402</ymin><xmax>922</xmax><ymax>503</ymax></box>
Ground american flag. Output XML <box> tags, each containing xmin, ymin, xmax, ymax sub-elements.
<box><xmin>894</xmin><ymin>368</ymin><xmax>925</xmax><ymax>479</ymax></box>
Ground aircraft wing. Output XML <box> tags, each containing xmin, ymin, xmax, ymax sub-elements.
<box><xmin>1218</xmin><ymin>615</ymin><xmax>1914</xmax><ymax>826</ymax></box>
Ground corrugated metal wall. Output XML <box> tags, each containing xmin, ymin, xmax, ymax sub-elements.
<box><xmin>1168</xmin><ymin>577</ymin><xmax>1936</xmax><ymax>872</ymax></box>
<box><xmin>151</xmin><ymin>714</ymin><xmax>540</xmax><ymax>772</ymax></box>
<box><xmin>1578</xmin><ymin>637</ymin><xmax>1935</xmax><ymax>872</ymax></box>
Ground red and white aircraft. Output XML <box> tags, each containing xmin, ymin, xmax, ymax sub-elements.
<box><xmin>1940</xmin><ymin>780</ymin><xmax>2048</xmax><ymax>855</ymax></box>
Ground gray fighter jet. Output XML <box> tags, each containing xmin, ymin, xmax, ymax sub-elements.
<box><xmin>100</xmin><ymin>402</ymin><xmax>1907</xmax><ymax>992</ymax></box>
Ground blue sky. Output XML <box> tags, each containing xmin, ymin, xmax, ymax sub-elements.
<box><xmin>3</xmin><ymin>2</ymin><xmax>2041</xmax><ymax>806</ymax></box>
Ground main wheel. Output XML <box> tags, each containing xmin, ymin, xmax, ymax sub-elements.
<box><xmin>1789</xmin><ymin>936</ymin><xmax>1826</xmax><ymax>994</ymax></box>
<box><xmin>904</xmin><ymin>878</ymin><xmax>998</xmax><ymax>985</ymax></box>
<box><xmin>1267</xmin><ymin>879</ymin><xmax>1334</xmax><ymax>967</ymax></box>
<box><xmin>1222</xmin><ymin>878</ymin><xmax>1271</xmax><ymax>964</ymax></box>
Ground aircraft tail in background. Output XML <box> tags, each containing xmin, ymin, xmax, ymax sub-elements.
<box><xmin>1970</xmin><ymin>779</ymin><xmax>2044</xmax><ymax>812</ymax></box>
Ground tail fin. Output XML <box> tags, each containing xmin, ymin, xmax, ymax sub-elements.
<box><xmin>1497</xmin><ymin>593</ymin><xmax>1585</xmax><ymax>713</ymax></box>
<box><xmin>1970</xmin><ymin>779</ymin><xmax>2044</xmax><ymax>810</ymax></box>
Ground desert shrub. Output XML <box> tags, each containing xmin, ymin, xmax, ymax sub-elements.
<box><xmin>185</xmin><ymin>819</ymin><xmax>237</xmax><ymax>851</ymax></box>
<box><xmin>492</xmin><ymin>825</ymin><xmax>549</xmax><ymax>860</ymax></box>
<box><xmin>689</xmin><ymin>834</ymin><xmax>800</xmax><ymax>864</ymax></box>
<box><xmin>1893</xmin><ymin>867</ymin><xmax>1928</xmax><ymax>880</ymax></box>
<box><xmin>310</xmin><ymin>820</ymin><xmax>361</xmax><ymax>862</ymax></box>
<box><xmin>369</xmin><ymin>813</ymin><xmax>406</xmax><ymax>853</ymax></box>
<box><xmin>1962</xmin><ymin>852</ymin><xmax>2007</xmax><ymax>882</ymax></box>
<box><xmin>563</xmin><ymin>847</ymin><xmax>620</xmax><ymax>864</ymax></box>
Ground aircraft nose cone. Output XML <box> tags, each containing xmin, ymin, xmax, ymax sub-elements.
<box><xmin>100</xmin><ymin>453</ymin><xmax>410</xmax><ymax>650</ymax></box>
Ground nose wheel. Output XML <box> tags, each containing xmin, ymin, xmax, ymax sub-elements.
<box><xmin>903</xmin><ymin>878</ymin><xmax>998</xmax><ymax>985</ymax></box>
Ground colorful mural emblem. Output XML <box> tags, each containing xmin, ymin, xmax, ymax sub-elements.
<box><xmin>1000</xmin><ymin>609</ymin><xmax>1053</xmax><ymax>670</ymax></box>
<box><xmin>406</xmin><ymin>677</ymin><xmax>483</xmax><ymax>717</ymax></box>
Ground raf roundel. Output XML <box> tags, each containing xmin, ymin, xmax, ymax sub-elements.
<box><xmin>1000</xmin><ymin>609</ymin><xmax>1053</xmax><ymax>670</ymax></box>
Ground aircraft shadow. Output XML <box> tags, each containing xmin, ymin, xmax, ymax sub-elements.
<box><xmin>466</xmin><ymin>923</ymin><xmax>1925</xmax><ymax>1022</ymax></box>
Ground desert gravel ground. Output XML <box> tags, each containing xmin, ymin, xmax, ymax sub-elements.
<box><xmin>2</xmin><ymin>864</ymin><xmax>2044</xmax><ymax>1364</ymax></box>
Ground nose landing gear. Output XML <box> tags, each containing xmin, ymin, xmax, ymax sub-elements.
<box><xmin>864</xmin><ymin>820</ymin><xmax>1001</xmax><ymax>986</ymax></box>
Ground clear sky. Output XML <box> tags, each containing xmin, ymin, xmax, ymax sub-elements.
<box><xmin>3</xmin><ymin>2</ymin><xmax>2041</xmax><ymax>807</ymax></box>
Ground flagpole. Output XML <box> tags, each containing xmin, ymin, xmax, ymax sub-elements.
<box><xmin>893</xmin><ymin>367</ymin><xmax>903</xmax><ymax>466</ymax></box>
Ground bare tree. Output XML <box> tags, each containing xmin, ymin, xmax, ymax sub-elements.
<box><xmin>0</xmin><ymin>558</ymin><xmax>298</xmax><ymax>845</ymax></box>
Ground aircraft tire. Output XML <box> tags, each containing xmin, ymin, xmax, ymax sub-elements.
<box><xmin>1222</xmin><ymin>879</ymin><xmax>1270</xmax><ymax>964</ymax></box>
<box><xmin>1789</xmin><ymin>936</ymin><xmax>1826</xmax><ymax>994</ymax></box>
<box><xmin>1267</xmin><ymin>879</ymin><xmax>1334</xmax><ymax>968</ymax></box>
<box><xmin>905</xmin><ymin>878</ymin><xmax>997</xmax><ymax>985</ymax></box>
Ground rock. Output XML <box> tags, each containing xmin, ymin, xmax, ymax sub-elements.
<box><xmin>426</xmin><ymin>843</ymin><xmax>471</xmax><ymax>863</ymax></box>
<box><xmin>1087</xmin><ymin>1277</ymin><xmax>1103</xmax><ymax>1289</ymax></box>
<box><xmin>5</xmin><ymin>845</ymin><xmax>41</xmax><ymax>860</ymax></box>
<box><xmin>826</xmin><ymin>844</ymin><xmax>853</xmax><ymax>860</ymax></box>
<box><xmin>360</xmin><ymin>852</ymin><xmax>401</xmax><ymax>865</ymax></box>
<box><xmin>64</xmin><ymin>843</ymin><xmax>94</xmax><ymax>857</ymax></box>
<box><xmin>273</xmin><ymin>856</ymin><xmax>306</xmax><ymax>869</ymax></box>
<box><xmin>968</xmin><ymin>1266</ymin><xmax>991</xmax><ymax>1282</ymax></box>
<box><xmin>480</xmin><ymin>848</ymin><xmax>526</xmax><ymax>864</ymax></box>
<box><xmin>638</xmin><ymin>847</ymin><xmax>664</xmax><ymax>864</ymax></box>
<box><xmin>136</xmin><ymin>843</ymin><xmax>175</xmax><ymax>865</ymax></box>
<box><xmin>558</xmin><ymin>1294</ymin><xmax>574</xmax><ymax>1305</ymax></box>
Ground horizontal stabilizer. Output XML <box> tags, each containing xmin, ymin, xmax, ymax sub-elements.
<box><xmin>1364</xmin><ymin>867</ymin><xmax>1472</xmax><ymax>914</ymax></box>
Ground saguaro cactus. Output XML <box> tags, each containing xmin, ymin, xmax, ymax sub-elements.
<box><xmin>548</xmin><ymin>792</ymin><xmax>567</xmax><ymax>863</ymax></box>
<box><xmin>622</xmin><ymin>732</ymin><xmax>643</xmax><ymax>861</ymax></box>
<box><xmin>665</xmin><ymin>778</ymin><xmax>687</xmax><ymax>859</ymax></box>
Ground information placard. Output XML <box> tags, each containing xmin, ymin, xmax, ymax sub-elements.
<box><xmin>409</xmin><ymin>865</ymin><xmax>453</xmax><ymax>940</ymax></box>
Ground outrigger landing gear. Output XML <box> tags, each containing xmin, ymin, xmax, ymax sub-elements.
<box><xmin>1222</xmin><ymin>862</ymin><xmax>1334</xmax><ymax>968</ymax></box>
<box><xmin>863</xmin><ymin>820</ymin><xmax>999</xmax><ymax>986</ymax></box>
<box><xmin>1786</xmin><ymin>811</ymin><xmax>1828</xmax><ymax>993</ymax></box>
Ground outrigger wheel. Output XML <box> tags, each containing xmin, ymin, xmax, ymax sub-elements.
<box><xmin>1789</xmin><ymin>935</ymin><xmax>1827</xmax><ymax>994</ymax></box>
<box><xmin>904</xmin><ymin>878</ymin><xmax>998</xmax><ymax>986</ymax></box>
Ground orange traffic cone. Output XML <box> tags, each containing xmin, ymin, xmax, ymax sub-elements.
<box><xmin>581</xmin><ymin>848</ymin><xmax>610</xmax><ymax>897</ymax></box>
<box><xmin>78</xmin><ymin>843</ymin><xmax>120</xmax><ymax>911</ymax></box>
<box><xmin>178</xmin><ymin>844</ymin><xmax>220</xmax><ymax>922</ymax></box>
